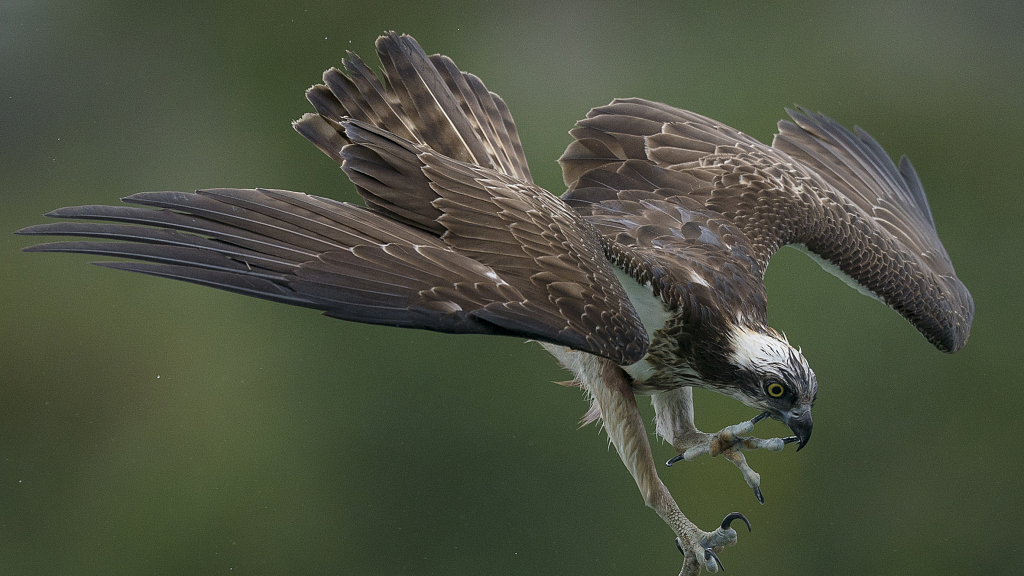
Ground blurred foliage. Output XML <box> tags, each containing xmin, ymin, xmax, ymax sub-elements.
<box><xmin>3</xmin><ymin>1</ymin><xmax>1022</xmax><ymax>574</ymax></box>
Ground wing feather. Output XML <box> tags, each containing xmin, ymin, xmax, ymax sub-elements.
<box><xmin>337</xmin><ymin>119</ymin><xmax>648</xmax><ymax>363</ymax></box>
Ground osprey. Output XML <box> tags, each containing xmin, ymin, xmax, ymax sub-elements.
<box><xmin>17</xmin><ymin>33</ymin><xmax>973</xmax><ymax>575</ymax></box>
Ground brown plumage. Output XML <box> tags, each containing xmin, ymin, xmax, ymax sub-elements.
<box><xmin>17</xmin><ymin>32</ymin><xmax>972</xmax><ymax>575</ymax></box>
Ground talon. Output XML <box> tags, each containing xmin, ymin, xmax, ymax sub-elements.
<box><xmin>750</xmin><ymin>411</ymin><xmax>771</xmax><ymax>425</ymax></box>
<box><xmin>753</xmin><ymin>485</ymin><xmax>764</xmax><ymax>505</ymax></box>
<box><xmin>666</xmin><ymin>453</ymin><xmax>685</xmax><ymax>467</ymax></box>
<box><xmin>782</xmin><ymin>436</ymin><xmax>799</xmax><ymax>445</ymax></box>
<box><xmin>675</xmin><ymin>537</ymin><xmax>685</xmax><ymax>555</ymax></box>
<box><xmin>704</xmin><ymin>546</ymin><xmax>725</xmax><ymax>571</ymax></box>
<box><xmin>721</xmin><ymin>512</ymin><xmax>752</xmax><ymax>532</ymax></box>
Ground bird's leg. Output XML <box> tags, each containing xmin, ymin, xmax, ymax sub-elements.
<box><xmin>543</xmin><ymin>344</ymin><xmax>747</xmax><ymax>574</ymax></box>
<box><xmin>652</xmin><ymin>388</ymin><xmax>797</xmax><ymax>504</ymax></box>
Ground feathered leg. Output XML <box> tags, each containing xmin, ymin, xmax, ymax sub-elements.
<box><xmin>542</xmin><ymin>344</ymin><xmax>744</xmax><ymax>575</ymax></box>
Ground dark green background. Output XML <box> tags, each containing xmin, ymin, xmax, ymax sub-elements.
<box><xmin>4</xmin><ymin>1</ymin><xmax>1021</xmax><ymax>574</ymax></box>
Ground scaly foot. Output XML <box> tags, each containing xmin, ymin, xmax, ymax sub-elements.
<box><xmin>674</xmin><ymin>512</ymin><xmax>751</xmax><ymax>575</ymax></box>
<box><xmin>666</xmin><ymin>412</ymin><xmax>798</xmax><ymax>504</ymax></box>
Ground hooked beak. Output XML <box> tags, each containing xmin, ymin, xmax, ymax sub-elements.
<box><xmin>786</xmin><ymin>410</ymin><xmax>813</xmax><ymax>451</ymax></box>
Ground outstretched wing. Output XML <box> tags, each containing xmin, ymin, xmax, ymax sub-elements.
<box><xmin>560</xmin><ymin>98</ymin><xmax>973</xmax><ymax>352</ymax></box>
<box><xmin>18</xmin><ymin>34</ymin><xmax>649</xmax><ymax>365</ymax></box>
<box><xmin>17</xmin><ymin>139</ymin><xmax>645</xmax><ymax>363</ymax></box>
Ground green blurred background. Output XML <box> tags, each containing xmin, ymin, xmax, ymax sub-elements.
<box><xmin>3</xmin><ymin>1</ymin><xmax>1021</xmax><ymax>574</ymax></box>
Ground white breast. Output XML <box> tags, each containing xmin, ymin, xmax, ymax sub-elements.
<box><xmin>611</xmin><ymin>266</ymin><xmax>672</xmax><ymax>335</ymax></box>
<box><xmin>610</xmin><ymin>266</ymin><xmax>672</xmax><ymax>382</ymax></box>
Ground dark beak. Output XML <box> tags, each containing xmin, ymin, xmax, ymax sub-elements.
<box><xmin>787</xmin><ymin>410</ymin><xmax>813</xmax><ymax>451</ymax></box>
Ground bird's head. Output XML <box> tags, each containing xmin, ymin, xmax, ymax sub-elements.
<box><xmin>724</xmin><ymin>325</ymin><xmax>816</xmax><ymax>450</ymax></box>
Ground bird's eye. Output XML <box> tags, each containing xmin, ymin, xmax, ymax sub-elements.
<box><xmin>765</xmin><ymin>381</ymin><xmax>786</xmax><ymax>398</ymax></box>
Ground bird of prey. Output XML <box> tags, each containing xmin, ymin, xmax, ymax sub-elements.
<box><xmin>17</xmin><ymin>33</ymin><xmax>973</xmax><ymax>575</ymax></box>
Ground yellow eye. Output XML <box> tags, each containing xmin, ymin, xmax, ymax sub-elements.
<box><xmin>766</xmin><ymin>381</ymin><xmax>786</xmax><ymax>398</ymax></box>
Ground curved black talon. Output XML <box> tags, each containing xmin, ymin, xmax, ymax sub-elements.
<box><xmin>753</xmin><ymin>485</ymin><xmax>765</xmax><ymax>505</ymax></box>
<box><xmin>704</xmin><ymin>547</ymin><xmax>725</xmax><ymax>571</ymax></box>
<box><xmin>675</xmin><ymin>537</ymin><xmax>685</xmax><ymax>555</ymax></box>
<box><xmin>782</xmin><ymin>436</ymin><xmax>800</xmax><ymax>445</ymax></box>
<box><xmin>750</xmin><ymin>411</ymin><xmax>771</xmax><ymax>425</ymax></box>
<box><xmin>666</xmin><ymin>454</ymin><xmax>685</xmax><ymax>467</ymax></box>
<box><xmin>721</xmin><ymin>512</ymin><xmax>752</xmax><ymax>532</ymax></box>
